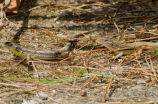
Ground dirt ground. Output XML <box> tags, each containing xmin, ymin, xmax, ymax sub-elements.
<box><xmin>1</xmin><ymin>0</ymin><xmax>158</xmax><ymax>104</ymax></box>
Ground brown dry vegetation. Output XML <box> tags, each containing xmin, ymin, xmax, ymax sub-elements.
<box><xmin>1</xmin><ymin>0</ymin><xmax>158</xmax><ymax>103</ymax></box>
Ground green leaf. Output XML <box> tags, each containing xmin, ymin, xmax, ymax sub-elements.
<box><xmin>77</xmin><ymin>69</ymin><xmax>85</xmax><ymax>75</ymax></box>
<box><xmin>144</xmin><ymin>50</ymin><xmax>150</xmax><ymax>53</ymax></box>
<box><xmin>126</xmin><ymin>57</ymin><xmax>131</xmax><ymax>60</ymax></box>
<box><xmin>81</xmin><ymin>73</ymin><xmax>112</xmax><ymax>79</ymax></box>
<box><xmin>155</xmin><ymin>51</ymin><xmax>158</xmax><ymax>55</ymax></box>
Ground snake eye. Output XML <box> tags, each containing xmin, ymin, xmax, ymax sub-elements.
<box><xmin>5</xmin><ymin>42</ymin><xmax>13</xmax><ymax>47</ymax></box>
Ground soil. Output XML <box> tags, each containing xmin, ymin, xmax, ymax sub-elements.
<box><xmin>0</xmin><ymin>0</ymin><xmax>158</xmax><ymax>104</ymax></box>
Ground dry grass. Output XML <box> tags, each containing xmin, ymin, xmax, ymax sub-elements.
<box><xmin>0</xmin><ymin>0</ymin><xmax>158</xmax><ymax>103</ymax></box>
